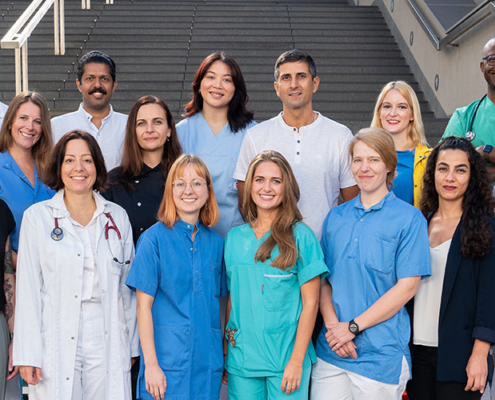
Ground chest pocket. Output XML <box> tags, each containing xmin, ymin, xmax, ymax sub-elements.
<box><xmin>365</xmin><ymin>232</ymin><xmax>397</xmax><ymax>275</ymax></box>
<box><xmin>105</xmin><ymin>238</ymin><xmax>126</xmax><ymax>276</ymax></box>
<box><xmin>263</xmin><ymin>273</ymin><xmax>297</xmax><ymax>311</ymax></box>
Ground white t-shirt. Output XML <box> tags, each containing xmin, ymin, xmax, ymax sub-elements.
<box><xmin>0</xmin><ymin>102</ymin><xmax>9</xmax><ymax>127</ymax></box>
<box><xmin>413</xmin><ymin>239</ymin><xmax>451</xmax><ymax>347</ymax></box>
<box><xmin>51</xmin><ymin>103</ymin><xmax>128</xmax><ymax>171</ymax></box>
<box><xmin>234</xmin><ymin>112</ymin><xmax>356</xmax><ymax>239</ymax></box>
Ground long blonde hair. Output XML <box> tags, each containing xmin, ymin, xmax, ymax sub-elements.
<box><xmin>158</xmin><ymin>154</ymin><xmax>219</xmax><ymax>228</ymax></box>
<box><xmin>371</xmin><ymin>81</ymin><xmax>428</xmax><ymax>148</ymax></box>
<box><xmin>243</xmin><ymin>150</ymin><xmax>303</xmax><ymax>270</ymax></box>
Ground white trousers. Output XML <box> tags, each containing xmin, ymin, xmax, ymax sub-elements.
<box><xmin>71</xmin><ymin>302</ymin><xmax>107</xmax><ymax>400</ymax></box>
<box><xmin>311</xmin><ymin>356</ymin><xmax>410</xmax><ymax>400</ymax></box>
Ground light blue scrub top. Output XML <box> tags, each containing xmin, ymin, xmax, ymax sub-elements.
<box><xmin>393</xmin><ymin>149</ymin><xmax>415</xmax><ymax>205</ymax></box>
<box><xmin>177</xmin><ymin>113</ymin><xmax>256</xmax><ymax>239</ymax></box>
<box><xmin>0</xmin><ymin>150</ymin><xmax>55</xmax><ymax>251</ymax></box>
<box><xmin>126</xmin><ymin>220</ymin><xmax>226</xmax><ymax>400</ymax></box>
<box><xmin>315</xmin><ymin>192</ymin><xmax>431</xmax><ymax>384</ymax></box>
<box><xmin>224</xmin><ymin>222</ymin><xmax>328</xmax><ymax>377</ymax></box>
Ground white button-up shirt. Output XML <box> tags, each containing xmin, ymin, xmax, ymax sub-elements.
<box><xmin>51</xmin><ymin>103</ymin><xmax>128</xmax><ymax>171</ymax></box>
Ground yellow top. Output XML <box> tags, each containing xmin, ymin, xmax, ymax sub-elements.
<box><xmin>413</xmin><ymin>143</ymin><xmax>432</xmax><ymax>209</ymax></box>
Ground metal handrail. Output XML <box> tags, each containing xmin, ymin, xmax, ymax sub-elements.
<box><xmin>406</xmin><ymin>0</ymin><xmax>495</xmax><ymax>50</ymax></box>
<box><xmin>1</xmin><ymin>0</ymin><xmax>64</xmax><ymax>94</ymax></box>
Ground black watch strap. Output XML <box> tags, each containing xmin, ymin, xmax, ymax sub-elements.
<box><xmin>348</xmin><ymin>319</ymin><xmax>361</xmax><ymax>336</ymax></box>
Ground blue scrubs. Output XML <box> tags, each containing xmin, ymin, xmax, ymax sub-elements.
<box><xmin>0</xmin><ymin>150</ymin><xmax>55</xmax><ymax>251</ymax></box>
<box><xmin>126</xmin><ymin>220</ymin><xmax>226</xmax><ymax>400</ymax></box>
<box><xmin>393</xmin><ymin>149</ymin><xmax>415</xmax><ymax>205</ymax></box>
<box><xmin>177</xmin><ymin>113</ymin><xmax>256</xmax><ymax>238</ymax></box>
<box><xmin>316</xmin><ymin>192</ymin><xmax>431</xmax><ymax>384</ymax></box>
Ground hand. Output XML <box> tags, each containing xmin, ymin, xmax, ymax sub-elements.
<box><xmin>465</xmin><ymin>353</ymin><xmax>488</xmax><ymax>393</ymax></box>
<box><xmin>325</xmin><ymin>322</ymin><xmax>355</xmax><ymax>352</ymax></box>
<box><xmin>280</xmin><ymin>361</ymin><xmax>303</xmax><ymax>395</ymax></box>
<box><xmin>222</xmin><ymin>369</ymin><xmax>228</xmax><ymax>385</ymax></box>
<box><xmin>19</xmin><ymin>366</ymin><xmax>42</xmax><ymax>385</ymax></box>
<box><xmin>475</xmin><ymin>146</ymin><xmax>485</xmax><ymax>158</ymax></box>
<box><xmin>335</xmin><ymin>341</ymin><xmax>358</xmax><ymax>359</ymax></box>
<box><xmin>145</xmin><ymin>364</ymin><xmax>167</xmax><ymax>400</ymax></box>
<box><xmin>6</xmin><ymin>341</ymin><xmax>18</xmax><ymax>380</ymax></box>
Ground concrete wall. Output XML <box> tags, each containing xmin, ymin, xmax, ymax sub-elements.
<box><xmin>351</xmin><ymin>0</ymin><xmax>494</xmax><ymax>117</ymax></box>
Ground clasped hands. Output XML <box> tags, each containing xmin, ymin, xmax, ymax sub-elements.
<box><xmin>325</xmin><ymin>322</ymin><xmax>358</xmax><ymax>359</ymax></box>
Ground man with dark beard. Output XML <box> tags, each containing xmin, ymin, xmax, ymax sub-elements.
<box><xmin>51</xmin><ymin>51</ymin><xmax>127</xmax><ymax>170</ymax></box>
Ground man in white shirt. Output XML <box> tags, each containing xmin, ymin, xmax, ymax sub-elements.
<box><xmin>51</xmin><ymin>51</ymin><xmax>127</xmax><ymax>171</ymax></box>
<box><xmin>0</xmin><ymin>102</ymin><xmax>9</xmax><ymax>127</ymax></box>
<box><xmin>234</xmin><ymin>49</ymin><xmax>359</xmax><ymax>239</ymax></box>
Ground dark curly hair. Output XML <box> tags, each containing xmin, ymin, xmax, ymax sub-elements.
<box><xmin>420</xmin><ymin>136</ymin><xmax>495</xmax><ymax>258</ymax></box>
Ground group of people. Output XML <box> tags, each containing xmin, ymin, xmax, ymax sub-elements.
<box><xmin>0</xmin><ymin>35</ymin><xmax>494</xmax><ymax>400</ymax></box>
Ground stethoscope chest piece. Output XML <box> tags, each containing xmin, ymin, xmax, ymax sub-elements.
<box><xmin>465</xmin><ymin>131</ymin><xmax>476</xmax><ymax>141</ymax></box>
<box><xmin>51</xmin><ymin>226</ymin><xmax>64</xmax><ymax>241</ymax></box>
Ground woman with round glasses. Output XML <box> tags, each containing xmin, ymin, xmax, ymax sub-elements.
<box><xmin>371</xmin><ymin>81</ymin><xmax>431</xmax><ymax>208</ymax></box>
<box><xmin>177</xmin><ymin>52</ymin><xmax>255</xmax><ymax>239</ymax></box>
<box><xmin>224</xmin><ymin>150</ymin><xmax>327</xmax><ymax>399</ymax></box>
<box><xmin>126</xmin><ymin>154</ymin><xmax>225</xmax><ymax>400</ymax></box>
<box><xmin>406</xmin><ymin>137</ymin><xmax>495</xmax><ymax>400</ymax></box>
<box><xmin>13</xmin><ymin>130</ymin><xmax>138</xmax><ymax>400</ymax></box>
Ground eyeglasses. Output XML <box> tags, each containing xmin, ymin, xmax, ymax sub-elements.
<box><xmin>482</xmin><ymin>55</ymin><xmax>495</xmax><ymax>66</ymax></box>
<box><xmin>172</xmin><ymin>179</ymin><xmax>207</xmax><ymax>192</ymax></box>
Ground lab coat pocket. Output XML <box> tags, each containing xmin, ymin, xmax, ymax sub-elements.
<box><xmin>263</xmin><ymin>273</ymin><xmax>296</xmax><ymax>311</ymax></box>
<box><xmin>154</xmin><ymin>326</ymin><xmax>190</xmax><ymax>372</ymax></box>
<box><xmin>263</xmin><ymin>320</ymin><xmax>297</xmax><ymax>372</ymax></box>
<box><xmin>365</xmin><ymin>232</ymin><xmax>397</xmax><ymax>275</ymax></box>
<box><xmin>107</xmin><ymin>239</ymin><xmax>127</xmax><ymax>276</ymax></box>
<box><xmin>211</xmin><ymin>328</ymin><xmax>224</xmax><ymax>373</ymax></box>
<box><xmin>225</xmin><ymin>326</ymin><xmax>243</xmax><ymax>370</ymax></box>
<box><xmin>119</xmin><ymin>322</ymin><xmax>132</xmax><ymax>373</ymax></box>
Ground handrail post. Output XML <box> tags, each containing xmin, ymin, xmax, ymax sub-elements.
<box><xmin>54</xmin><ymin>0</ymin><xmax>59</xmax><ymax>54</ymax></box>
<box><xmin>14</xmin><ymin>48</ymin><xmax>21</xmax><ymax>95</ymax></box>
<box><xmin>21</xmin><ymin>42</ymin><xmax>28</xmax><ymax>92</ymax></box>
<box><xmin>60</xmin><ymin>0</ymin><xmax>65</xmax><ymax>54</ymax></box>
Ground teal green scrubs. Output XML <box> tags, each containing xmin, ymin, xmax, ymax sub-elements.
<box><xmin>224</xmin><ymin>222</ymin><xmax>328</xmax><ymax>397</ymax></box>
<box><xmin>442</xmin><ymin>96</ymin><xmax>495</xmax><ymax>147</ymax></box>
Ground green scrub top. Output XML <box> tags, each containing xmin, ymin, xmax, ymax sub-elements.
<box><xmin>443</xmin><ymin>96</ymin><xmax>495</xmax><ymax>148</ymax></box>
<box><xmin>224</xmin><ymin>222</ymin><xmax>328</xmax><ymax>378</ymax></box>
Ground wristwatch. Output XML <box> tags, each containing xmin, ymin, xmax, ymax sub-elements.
<box><xmin>348</xmin><ymin>319</ymin><xmax>361</xmax><ymax>336</ymax></box>
<box><xmin>483</xmin><ymin>145</ymin><xmax>493</xmax><ymax>162</ymax></box>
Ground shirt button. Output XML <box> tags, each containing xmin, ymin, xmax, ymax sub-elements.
<box><xmin>140</xmin><ymin>228</ymin><xmax>144</xmax><ymax>231</ymax></box>
<box><xmin>296</xmin><ymin>152</ymin><xmax>300</xmax><ymax>155</ymax></box>
<box><xmin>74</xmin><ymin>295</ymin><xmax>78</xmax><ymax>298</ymax></box>
<box><xmin>66</xmin><ymin>377</ymin><xmax>70</xmax><ymax>380</ymax></box>
<box><xmin>71</xmin><ymin>337</ymin><xmax>74</xmax><ymax>340</ymax></box>
<box><xmin>187</xmin><ymin>225</ymin><xmax>190</xmax><ymax>229</ymax></box>
<box><xmin>360</xmin><ymin>218</ymin><xmax>363</xmax><ymax>222</ymax></box>
<box><xmin>354</xmin><ymin>238</ymin><xmax>358</xmax><ymax>242</ymax></box>
<box><xmin>105</xmin><ymin>331</ymin><xmax>108</xmax><ymax>334</ymax></box>
<box><xmin>135</xmin><ymin>180</ymin><xmax>139</xmax><ymax>183</ymax></box>
<box><xmin>190</xmin><ymin>248</ymin><xmax>193</xmax><ymax>251</ymax></box>
<box><xmin>77</xmin><ymin>254</ymin><xmax>81</xmax><ymax>257</ymax></box>
<box><xmin>137</xmin><ymin>202</ymin><xmax>142</xmax><ymax>207</ymax></box>
<box><xmin>293</xmin><ymin>128</ymin><xmax>297</xmax><ymax>131</ymax></box>
<box><xmin>297</xmin><ymin>140</ymin><xmax>300</xmax><ymax>143</ymax></box>
<box><xmin>102</xmin><ymin>290</ymin><xmax>105</xmax><ymax>294</ymax></box>
<box><xmin>196</xmin><ymin>271</ymin><xmax>199</xmax><ymax>273</ymax></box>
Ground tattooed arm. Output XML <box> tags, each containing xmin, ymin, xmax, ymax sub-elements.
<box><xmin>4</xmin><ymin>236</ymin><xmax>18</xmax><ymax>380</ymax></box>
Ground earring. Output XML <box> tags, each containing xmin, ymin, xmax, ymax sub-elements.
<box><xmin>166</xmin><ymin>136</ymin><xmax>171</xmax><ymax>142</ymax></box>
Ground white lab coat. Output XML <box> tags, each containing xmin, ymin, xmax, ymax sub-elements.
<box><xmin>13</xmin><ymin>190</ymin><xmax>139</xmax><ymax>400</ymax></box>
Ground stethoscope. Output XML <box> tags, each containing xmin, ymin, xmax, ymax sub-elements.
<box><xmin>51</xmin><ymin>212</ymin><xmax>130</xmax><ymax>265</ymax></box>
<box><xmin>465</xmin><ymin>93</ymin><xmax>487</xmax><ymax>142</ymax></box>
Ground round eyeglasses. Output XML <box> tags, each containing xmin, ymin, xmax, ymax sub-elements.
<box><xmin>172</xmin><ymin>179</ymin><xmax>207</xmax><ymax>192</ymax></box>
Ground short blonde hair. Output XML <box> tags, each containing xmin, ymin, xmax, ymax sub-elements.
<box><xmin>349</xmin><ymin>128</ymin><xmax>397</xmax><ymax>189</ymax></box>
<box><xmin>371</xmin><ymin>81</ymin><xmax>428</xmax><ymax>147</ymax></box>
<box><xmin>158</xmin><ymin>154</ymin><xmax>219</xmax><ymax>228</ymax></box>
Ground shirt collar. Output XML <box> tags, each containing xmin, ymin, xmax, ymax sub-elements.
<box><xmin>78</xmin><ymin>102</ymin><xmax>114</xmax><ymax>123</ymax></box>
<box><xmin>48</xmin><ymin>189</ymin><xmax>109</xmax><ymax>219</ymax></box>
<box><xmin>353</xmin><ymin>191</ymin><xmax>395</xmax><ymax>212</ymax></box>
<box><xmin>137</xmin><ymin>163</ymin><xmax>162</xmax><ymax>178</ymax></box>
<box><xmin>278</xmin><ymin>111</ymin><xmax>322</xmax><ymax>132</ymax></box>
<box><xmin>175</xmin><ymin>219</ymin><xmax>201</xmax><ymax>240</ymax></box>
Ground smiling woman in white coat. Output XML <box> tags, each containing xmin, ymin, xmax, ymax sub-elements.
<box><xmin>13</xmin><ymin>130</ymin><xmax>139</xmax><ymax>400</ymax></box>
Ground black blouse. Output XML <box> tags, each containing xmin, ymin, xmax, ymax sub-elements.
<box><xmin>0</xmin><ymin>199</ymin><xmax>15</xmax><ymax>310</ymax></box>
<box><xmin>103</xmin><ymin>164</ymin><xmax>165</xmax><ymax>245</ymax></box>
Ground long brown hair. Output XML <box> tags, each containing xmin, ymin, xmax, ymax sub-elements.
<box><xmin>158</xmin><ymin>154</ymin><xmax>219</xmax><ymax>228</ymax></box>
<box><xmin>243</xmin><ymin>150</ymin><xmax>303</xmax><ymax>270</ymax></box>
<box><xmin>113</xmin><ymin>95</ymin><xmax>182</xmax><ymax>190</ymax></box>
<box><xmin>0</xmin><ymin>91</ymin><xmax>53</xmax><ymax>179</ymax></box>
<box><xmin>183</xmin><ymin>52</ymin><xmax>254</xmax><ymax>132</ymax></box>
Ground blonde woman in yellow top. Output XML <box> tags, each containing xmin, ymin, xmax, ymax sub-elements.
<box><xmin>371</xmin><ymin>81</ymin><xmax>431</xmax><ymax>208</ymax></box>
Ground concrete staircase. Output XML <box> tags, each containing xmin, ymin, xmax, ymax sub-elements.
<box><xmin>0</xmin><ymin>0</ymin><xmax>448</xmax><ymax>143</ymax></box>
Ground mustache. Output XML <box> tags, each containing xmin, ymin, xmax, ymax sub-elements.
<box><xmin>88</xmin><ymin>87</ymin><xmax>107</xmax><ymax>95</ymax></box>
